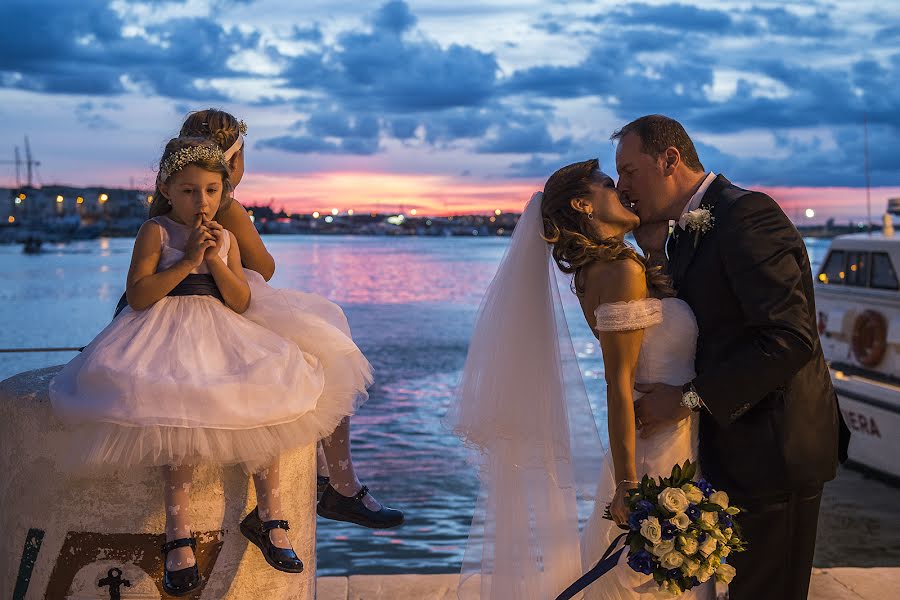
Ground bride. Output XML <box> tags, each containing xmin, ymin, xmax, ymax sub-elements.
<box><xmin>447</xmin><ymin>159</ymin><xmax>714</xmax><ymax>600</ymax></box>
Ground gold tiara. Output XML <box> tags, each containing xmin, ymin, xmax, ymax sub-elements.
<box><xmin>159</xmin><ymin>144</ymin><xmax>227</xmax><ymax>182</ymax></box>
<box><xmin>238</xmin><ymin>119</ymin><xmax>248</xmax><ymax>135</ymax></box>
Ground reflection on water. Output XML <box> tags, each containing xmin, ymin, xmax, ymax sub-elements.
<box><xmin>0</xmin><ymin>235</ymin><xmax>832</xmax><ymax>576</ymax></box>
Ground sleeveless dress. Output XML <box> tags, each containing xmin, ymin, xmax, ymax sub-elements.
<box><xmin>581</xmin><ymin>297</ymin><xmax>715</xmax><ymax>600</ymax></box>
<box><xmin>49</xmin><ymin>216</ymin><xmax>372</xmax><ymax>473</ymax></box>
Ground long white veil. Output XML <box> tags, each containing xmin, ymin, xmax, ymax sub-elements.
<box><xmin>446</xmin><ymin>193</ymin><xmax>605</xmax><ymax>599</ymax></box>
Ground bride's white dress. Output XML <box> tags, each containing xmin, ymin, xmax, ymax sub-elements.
<box><xmin>581</xmin><ymin>296</ymin><xmax>714</xmax><ymax>600</ymax></box>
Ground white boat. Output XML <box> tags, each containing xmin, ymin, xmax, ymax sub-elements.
<box><xmin>815</xmin><ymin>206</ymin><xmax>900</xmax><ymax>479</ymax></box>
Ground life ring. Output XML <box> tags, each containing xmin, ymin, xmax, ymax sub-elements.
<box><xmin>851</xmin><ymin>310</ymin><xmax>887</xmax><ymax>368</ymax></box>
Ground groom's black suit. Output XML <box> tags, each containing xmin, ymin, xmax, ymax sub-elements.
<box><xmin>669</xmin><ymin>175</ymin><xmax>850</xmax><ymax>600</ymax></box>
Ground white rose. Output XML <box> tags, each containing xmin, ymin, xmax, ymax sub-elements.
<box><xmin>660</xmin><ymin>550</ymin><xmax>685</xmax><ymax>569</ymax></box>
<box><xmin>699</xmin><ymin>510</ymin><xmax>718</xmax><ymax>529</ymax></box>
<box><xmin>698</xmin><ymin>536</ymin><xmax>718</xmax><ymax>558</ymax></box>
<box><xmin>709</xmin><ymin>491</ymin><xmax>729</xmax><ymax>509</ymax></box>
<box><xmin>709</xmin><ymin>528</ymin><xmax>727</xmax><ymax>542</ymax></box>
<box><xmin>670</xmin><ymin>512</ymin><xmax>691</xmax><ymax>531</ymax></box>
<box><xmin>678</xmin><ymin>535</ymin><xmax>699</xmax><ymax>556</ymax></box>
<box><xmin>719</xmin><ymin>545</ymin><xmax>731</xmax><ymax>559</ymax></box>
<box><xmin>681</xmin><ymin>557</ymin><xmax>700</xmax><ymax>577</ymax></box>
<box><xmin>716</xmin><ymin>563</ymin><xmax>737</xmax><ymax>585</ymax></box>
<box><xmin>724</xmin><ymin>527</ymin><xmax>734</xmax><ymax>541</ymax></box>
<box><xmin>640</xmin><ymin>516</ymin><xmax>662</xmax><ymax>544</ymax></box>
<box><xmin>697</xmin><ymin>561</ymin><xmax>716</xmax><ymax>583</ymax></box>
<box><xmin>651</xmin><ymin>538</ymin><xmax>676</xmax><ymax>558</ymax></box>
<box><xmin>658</xmin><ymin>487</ymin><xmax>690</xmax><ymax>514</ymax></box>
<box><xmin>680</xmin><ymin>483</ymin><xmax>704</xmax><ymax>505</ymax></box>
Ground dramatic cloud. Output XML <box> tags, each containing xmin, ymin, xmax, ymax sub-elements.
<box><xmin>1</xmin><ymin>0</ymin><xmax>899</xmax><ymax>200</ymax></box>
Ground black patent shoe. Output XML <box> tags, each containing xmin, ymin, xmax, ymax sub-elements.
<box><xmin>239</xmin><ymin>507</ymin><xmax>304</xmax><ymax>573</ymax></box>
<box><xmin>160</xmin><ymin>537</ymin><xmax>201</xmax><ymax>597</ymax></box>
<box><xmin>317</xmin><ymin>475</ymin><xmax>330</xmax><ymax>502</ymax></box>
<box><xmin>317</xmin><ymin>484</ymin><xmax>405</xmax><ymax>529</ymax></box>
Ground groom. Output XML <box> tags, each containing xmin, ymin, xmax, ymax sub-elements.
<box><xmin>614</xmin><ymin>115</ymin><xmax>850</xmax><ymax>600</ymax></box>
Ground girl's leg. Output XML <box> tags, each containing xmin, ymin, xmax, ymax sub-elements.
<box><xmin>319</xmin><ymin>417</ymin><xmax>382</xmax><ymax>511</ymax></box>
<box><xmin>252</xmin><ymin>457</ymin><xmax>292</xmax><ymax>549</ymax></box>
<box><xmin>163</xmin><ymin>465</ymin><xmax>195</xmax><ymax>570</ymax></box>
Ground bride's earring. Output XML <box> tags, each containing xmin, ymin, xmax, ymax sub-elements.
<box><xmin>587</xmin><ymin>212</ymin><xmax>594</xmax><ymax>220</ymax></box>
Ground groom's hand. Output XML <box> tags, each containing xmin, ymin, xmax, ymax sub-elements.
<box><xmin>632</xmin><ymin>220</ymin><xmax>670</xmax><ymax>264</ymax></box>
<box><xmin>634</xmin><ymin>383</ymin><xmax>691</xmax><ymax>438</ymax></box>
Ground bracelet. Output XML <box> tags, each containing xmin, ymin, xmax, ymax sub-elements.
<box><xmin>616</xmin><ymin>479</ymin><xmax>639</xmax><ymax>489</ymax></box>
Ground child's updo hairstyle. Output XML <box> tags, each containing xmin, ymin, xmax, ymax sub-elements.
<box><xmin>540</xmin><ymin>158</ymin><xmax>673</xmax><ymax>296</ymax></box>
<box><xmin>149</xmin><ymin>137</ymin><xmax>234</xmax><ymax>218</ymax></box>
<box><xmin>180</xmin><ymin>108</ymin><xmax>244</xmax><ymax>155</ymax></box>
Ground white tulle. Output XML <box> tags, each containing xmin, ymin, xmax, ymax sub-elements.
<box><xmin>581</xmin><ymin>298</ymin><xmax>714</xmax><ymax>600</ymax></box>
<box><xmin>446</xmin><ymin>193</ymin><xmax>605</xmax><ymax>600</ymax></box>
<box><xmin>50</xmin><ymin>216</ymin><xmax>372</xmax><ymax>474</ymax></box>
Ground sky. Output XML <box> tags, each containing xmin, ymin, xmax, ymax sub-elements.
<box><xmin>1</xmin><ymin>0</ymin><xmax>898</xmax><ymax>221</ymax></box>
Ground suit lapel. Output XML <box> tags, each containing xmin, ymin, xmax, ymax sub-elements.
<box><xmin>672</xmin><ymin>175</ymin><xmax>731</xmax><ymax>288</ymax></box>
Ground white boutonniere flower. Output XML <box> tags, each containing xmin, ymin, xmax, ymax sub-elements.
<box><xmin>678</xmin><ymin>208</ymin><xmax>715</xmax><ymax>235</ymax></box>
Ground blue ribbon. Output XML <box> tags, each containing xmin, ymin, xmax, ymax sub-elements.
<box><xmin>555</xmin><ymin>532</ymin><xmax>627</xmax><ymax>600</ymax></box>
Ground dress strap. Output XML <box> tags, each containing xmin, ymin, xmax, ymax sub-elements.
<box><xmin>594</xmin><ymin>298</ymin><xmax>663</xmax><ymax>332</ymax></box>
<box><xmin>148</xmin><ymin>216</ymin><xmax>170</xmax><ymax>248</ymax></box>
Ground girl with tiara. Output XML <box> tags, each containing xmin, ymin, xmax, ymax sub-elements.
<box><xmin>177</xmin><ymin>109</ymin><xmax>404</xmax><ymax>529</ymax></box>
<box><xmin>50</xmin><ymin>137</ymin><xmax>372</xmax><ymax>596</ymax></box>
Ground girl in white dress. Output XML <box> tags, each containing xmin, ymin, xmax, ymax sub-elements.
<box><xmin>50</xmin><ymin>137</ymin><xmax>371</xmax><ymax>595</ymax></box>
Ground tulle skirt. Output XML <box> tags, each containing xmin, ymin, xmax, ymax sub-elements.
<box><xmin>50</xmin><ymin>274</ymin><xmax>372</xmax><ymax>473</ymax></box>
<box><xmin>580</xmin><ymin>415</ymin><xmax>715</xmax><ymax>600</ymax></box>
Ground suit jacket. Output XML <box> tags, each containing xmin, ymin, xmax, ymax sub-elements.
<box><xmin>670</xmin><ymin>175</ymin><xmax>849</xmax><ymax>498</ymax></box>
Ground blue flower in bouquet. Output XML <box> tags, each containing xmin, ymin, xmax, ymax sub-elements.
<box><xmin>687</xmin><ymin>503</ymin><xmax>701</xmax><ymax>521</ymax></box>
<box><xmin>697</xmin><ymin>532</ymin><xmax>707</xmax><ymax>543</ymax></box>
<box><xmin>627</xmin><ymin>511</ymin><xmax>645</xmax><ymax>531</ymax></box>
<box><xmin>697</xmin><ymin>479</ymin><xmax>715</xmax><ymax>496</ymax></box>
<box><xmin>667</xmin><ymin>568</ymin><xmax>682</xmax><ymax>580</ymax></box>
<box><xmin>636</xmin><ymin>499</ymin><xmax>655</xmax><ymax>514</ymax></box>
<box><xmin>627</xmin><ymin>549</ymin><xmax>655</xmax><ymax>575</ymax></box>
<box><xmin>661</xmin><ymin>522</ymin><xmax>678</xmax><ymax>540</ymax></box>
<box><xmin>720</xmin><ymin>513</ymin><xmax>733</xmax><ymax>529</ymax></box>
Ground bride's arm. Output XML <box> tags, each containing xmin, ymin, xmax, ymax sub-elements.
<box><xmin>583</xmin><ymin>258</ymin><xmax>648</xmax><ymax>522</ymax></box>
<box><xmin>217</xmin><ymin>200</ymin><xmax>276</xmax><ymax>281</ymax></box>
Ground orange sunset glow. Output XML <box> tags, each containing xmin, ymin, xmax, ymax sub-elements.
<box><xmin>236</xmin><ymin>171</ymin><xmax>900</xmax><ymax>222</ymax></box>
<box><xmin>236</xmin><ymin>171</ymin><xmax>541</xmax><ymax>216</ymax></box>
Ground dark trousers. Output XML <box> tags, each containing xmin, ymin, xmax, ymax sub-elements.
<box><xmin>727</xmin><ymin>487</ymin><xmax>822</xmax><ymax>600</ymax></box>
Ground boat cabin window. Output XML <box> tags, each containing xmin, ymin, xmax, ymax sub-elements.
<box><xmin>871</xmin><ymin>252</ymin><xmax>899</xmax><ymax>290</ymax></box>
<box><xmin>819</xmin><ymin>250</ymin><xmax>845</xmax><ymax>285</ymax></box>
<box><xmin>845</xmin><ymin>251</ymin><xmax>869</xmax><ymax>287</ymax></box>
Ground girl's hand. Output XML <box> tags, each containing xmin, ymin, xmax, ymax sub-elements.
<box><xmin>610</xmin><ymin>481</ymin><xmax>634</xmax><ymax>528</ymax></box>
<box><xmin>184</xmin><ymin>223</ymin><xmax>215</xmax><ymax>268</ymax></box>
<box><xmin>202</xmin><ymin>218</ymin><xmax>226</xmax><ymax>261</ymax></box>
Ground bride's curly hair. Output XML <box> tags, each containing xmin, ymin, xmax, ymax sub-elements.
<box><xmin>540</xmin><ymin>158</ymin><xmax>673</xmax><ymax>296</ymax></box>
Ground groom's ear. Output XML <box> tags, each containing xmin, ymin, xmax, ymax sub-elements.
<box><xmin>662</xmin><ymin>146</ymin><xmax>681</xmax><ymax>175</ymax></box>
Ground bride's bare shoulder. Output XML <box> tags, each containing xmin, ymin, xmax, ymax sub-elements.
<box><xmin>581</xmin><ymin>257</ymin><xmax>647</xmax><ymax>305</ymax></box>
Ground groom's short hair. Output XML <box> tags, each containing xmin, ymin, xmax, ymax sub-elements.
<box><xmin>611</xmin><ymin>115</ymin><xmax>704</xmax><ymax>172</ymax></box>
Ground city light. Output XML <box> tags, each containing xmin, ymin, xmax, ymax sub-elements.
<box><xmin>331</xmin><ymin>208</ymin><xmax>339</xmax><ymax>216</ymax></box>
<box><xmin>495</xmin><ymin>209</ymin><xmax>502</xmax><ymax>216</ymax></box>
<box><xmin>99</xmin><ymin>193</ymin><xmax>109</xmax><ymax>203</ymax></box>
<box><xmin>312</xmin><ymin>211</ymin><xmax>320</xmax><ymax>219</ymax></box>
<box><xmin>7</xmin><ymin>216</ymin><xmax>14</xmax><ymax>223</ymax></box>
<box><xmin>325</xmin><ymin>216</ymin><xmax>334</xmax><ymax>223</ymax></box>
<box><xmin>347</xmin><ymin>209</ymin><xmax>354</xmax><ymax>216</ymax></box>
<box><xmin>76</xmin><ymin>196</ymin><xmax>84</xmax><ymax>204</ymax></box>
<box><xmin>147</xmin><ymin>195</ymin><xmax>153</xmax><ymax>203</ymax></box>
<box><xmin>805</xmin><ymin>208</ymin><xmax>815</xmax><ymax>218</ymax></box>
<box><xmin>15</xmin><ymin>198</ymin><xmax>21</xmax><ymax>204</ymax></box>
<box><xmin>18</xmin><ymin>193</ymin><xmax>25</xmax><ymax>200</ymax></box>
<box><xmin>56</xmin><ymin>195</ymin><xmax>64</xmax><ymax>203</ymax></box>
<box><xmin>410</xmin><ymin>209</ymin><xmax>418</xmax><ymax>216</ymax></box>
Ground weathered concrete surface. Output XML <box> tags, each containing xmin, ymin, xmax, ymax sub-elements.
<box><xmin>1</xmin><ymin>366</ymin><xmax>317</xmax><ymax>599</ymax></box>
<box><xmin>316</xmin><ymin>570</ymin><xmax>899</xmax><ymax>599</ymax></box>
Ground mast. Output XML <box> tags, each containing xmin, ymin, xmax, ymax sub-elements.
<box><xmin>864</xmin><ymin>112</ymin><xmax>872</xmax><ymax>235</ymax></box>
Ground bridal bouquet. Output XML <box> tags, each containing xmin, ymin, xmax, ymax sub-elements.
<box><xmin>606</xmin><ymin>460</ymin><xmax>747</xmax><ymax>596</ymax></box>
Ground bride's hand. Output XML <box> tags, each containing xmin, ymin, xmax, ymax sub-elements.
<box><xmin>610</xmin><ymin>481</ymin><xmax>634</xmax><ymax>527</ymax></box>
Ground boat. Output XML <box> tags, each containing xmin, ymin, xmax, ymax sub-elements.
<box><xmin>815</xmin><ymin>203</ymin><xmax>900</xmax><ymax>479</ymax></box>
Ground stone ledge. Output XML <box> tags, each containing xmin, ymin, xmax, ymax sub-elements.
<box><xmin>317</xmin><ymin>569</ymin><xmax>900</xmax><ymax>599</ymax></box>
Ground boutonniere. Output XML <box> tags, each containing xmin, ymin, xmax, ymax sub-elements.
<box><xmin>678</xmin><ymin>208</ymin><xmax>715</xmax><ymax>235</ymax></box>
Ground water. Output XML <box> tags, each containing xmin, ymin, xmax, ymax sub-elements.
<box><xmin>0</xmin><ymin>235</ymin><xmax>833</xmax><ymax>576</ymax></box>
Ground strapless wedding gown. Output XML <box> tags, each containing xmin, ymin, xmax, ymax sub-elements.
<box><xmin>581</xmin><ymin>297</ymin><xmax>714</xmax><ymax>600</ymax></box>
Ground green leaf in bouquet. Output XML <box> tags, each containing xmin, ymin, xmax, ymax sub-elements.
<box><xmin>653</xmin><ymin>570</ymin><xmax>665</xmax><ymax>585</ymax></box>
<box><xmin>629</xmin><ymin>535</ymin><xmax>645</xmax><ymax>554</ymax></box>
<box><xmin>699</xmin><ymin>502</ymin><xmax>720</xmax><ymax>512</ymax></box>
<box><xmin>683</xmin><ymin>461</ymin><xmax>698</xmax><ymax>482</ymax></box>
<box><xmin>725</xmin><ymin>506</ymin><xmax>741</xmax><ymax>515</ymax></box>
